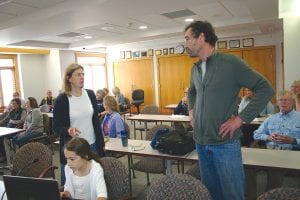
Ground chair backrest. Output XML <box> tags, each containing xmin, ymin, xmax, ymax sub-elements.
<box><xmin>132</xmin><ymin>89</ymin><xmax>144</xmax><ymax>102</ymax></box>
<box><xmin>11</xmin><ymin>142</ymin><xmax>53</xmax><ymax>178</ymax></box>
<box><xmin>141</xmin><ymin>105</ymin><xmax>160</xmax><ymax>114</ymax></box>
<box><xmin>147</xmin><ymin>174</ymin><xmax>211</xmax><ymax>200</ymax></box>
<box><xmin>257</xmin><ymin>187</ymin><xmax>300</xmax><ymax>200</ymax></box>
<box><xmin>42</xmin><ymin>114</ymin><xmax>50</xmax><ymax>135</ymax></box>
<box><xmin>146</xmin><ymin>124</ymin><xmax>173</xmax><ymax>141</ymax></box>
<box><xmin>99</xmin><ymin>157</ymin><xmax>130</xmax><ymax>200</ymax></box>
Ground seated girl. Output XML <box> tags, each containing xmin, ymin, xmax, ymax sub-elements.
<box><xmin>61</xmin><ymin>137</ymin><xmax>107</xmax><ymax>200</ymax></box>
<box><xmin>101</xmin><ymin>96</ymin><xmax>126</xmax><ymax>138</ymax></box>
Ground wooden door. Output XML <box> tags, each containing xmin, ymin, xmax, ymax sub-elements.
<box><xmin>113</xmin><ymin>58</ymin><xmax>155</xmax><ymax>110</ymax></box>
<box><xmin>157</xmin><ymin>55</ymin><xmax>198</xmax><ymax>113</ymax></box>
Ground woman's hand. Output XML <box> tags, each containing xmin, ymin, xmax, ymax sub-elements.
<box><xmin>68</xmin><ymin>127</ymin><xmax>81</xmax><ymax>137</ymax></box>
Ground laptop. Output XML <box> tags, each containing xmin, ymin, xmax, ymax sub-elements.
<box><xmin>3</xmin><ymin>175</ymin><xmax>61</xmax><ymax>200</ymax></box>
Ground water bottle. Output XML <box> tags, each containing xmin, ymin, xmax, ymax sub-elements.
<box><xmin>120</xmin><ymin>130</ymin><xmax>128</xmax><ymax>147</ymax></box>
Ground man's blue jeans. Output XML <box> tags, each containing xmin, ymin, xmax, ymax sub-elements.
<box><xmin>196</xmin><ymin>140</ymin><xmax>245</xmax><ymax>200</ymax></box>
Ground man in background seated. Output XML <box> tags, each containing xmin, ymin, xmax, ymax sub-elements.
<box><xmin>174</xmin><ymin>87</ymin><xmax>189</xmax><ymax>116</ymax></box>
<box><xmin>239</xmin><ymin>88</ymin><xmax>274</xmax><ymax>117</ymax></box>
<box><xmin>4</xmin><ymin>91</ymin><xmax>25</xmax><ymax>113</ymax></box>
<box><xmin>39</xmin><ymin>90</ymin><xmax>55</xmax><ymax>111</ymax></box>
<box><xmin>253</xmin><ymin>90</ymin><xmax>300</xmax><ymax>189</ymax></box>
<box><xmin>291</xmin><ymin>79</ymin><xmax>300</xmax><ymax>111</ymax></box>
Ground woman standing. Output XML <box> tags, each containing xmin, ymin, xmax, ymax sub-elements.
<box><xmin>53</xmin><ymin>63</ymin><xmax>105</xmax><ymax>185</ymax></box>
<box><xmin>12</xmin><ymin>97</ymin><xmax>44</xmax><ymax>147</ymax></box>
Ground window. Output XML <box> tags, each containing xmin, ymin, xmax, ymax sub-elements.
<box><xmin>0</xmin><ymin>55</ymin><xmax>20</xmax><ymax>110</ymax></box>
<box><xmin>76</xmin><ymin>53</ymin><xmax>107</xmax><ymax>92</ymax></box>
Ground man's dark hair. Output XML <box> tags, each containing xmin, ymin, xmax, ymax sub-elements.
<box><xmin>11</xmin><ymin>98</ymin><xmax>21</xmax><ymax>106</ymax></box>
<box><xmin>185</xmin><ymin>21</ymin><xmax>218</xmax><ymax>46</ymax></box>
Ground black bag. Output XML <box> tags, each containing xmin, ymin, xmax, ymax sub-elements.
<box><xmin>153</xmin><ymin>129</ymin><xmax>195</xmax><ymax>156</ymax></box>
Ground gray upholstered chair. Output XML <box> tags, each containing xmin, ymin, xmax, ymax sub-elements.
<box><xmin>99</xmin><ymin>157</ymin><xmax>130</xmax><ymax>200</ymax></box>
<box><xmin>11</xmin><ymin>142</ymin><xmax>56</xmax><ymax>178</ymax></box>
<box><xmin>131</xmin><ymin>125</ymin><xmax>172</xmax><ymax>185</ymax></box>
<box><xmin>147</xmin><ymin>174</ymin><xmax>211</xmax><ymax>200</ymax></box>
<box><xmin>185</xmin><ymin>162</ymin><xmax>201</xmax><ymax>180</ymax></box>
<box><xmin>256</xmin><ymin>187</ymin><xmax>300</xmax><ymax>200</ymax></box>
<box><xmin>135</xmin><ymin>105</ymin><xmax>160</xmax><ymax>139</ymax></box>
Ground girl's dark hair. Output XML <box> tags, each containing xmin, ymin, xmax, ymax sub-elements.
<box><xmin>27</xmin><ymin>97</ymin><xmax>39</xmax><ymax>108</ymax></box>
<box><xmin>185</xmin><ymin>21</ymin><xmax>218</xmax><ymax>46</ymax></box>
<box><xmin>65</xmin><ymin>137</ymin><xmax>100</xmax><ymax>161</ymax></box>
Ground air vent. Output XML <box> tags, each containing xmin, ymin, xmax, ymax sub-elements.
<box><xmin>161</xmin><ymin>9</ymin><xmax>196</xmax><ymax>19</ymax></box>
<box><xmin>57</xmin><ymin>32</ymin><xmax>85</xmax><ymax>38</ymax></box>
<box><xmin>0</xmin><ymin>0</ymin><xmax>12</xmax><ymax>6</ymax></box>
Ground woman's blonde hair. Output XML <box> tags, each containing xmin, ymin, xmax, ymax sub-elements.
<box><xmin>62</xmin><ymin>63</ymin><xmax>84</xmax><ymax>96</ymax></box>
<box><xmin>104</xmin><ymin>96</ymin><xmax>119</xmax><ymax>112</ymax></box>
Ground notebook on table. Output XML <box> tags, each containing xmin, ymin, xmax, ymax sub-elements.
<box><xmin>3</xmin><ymin>175</ymin><xmax>61</xmax><ymax>200</ymax></box>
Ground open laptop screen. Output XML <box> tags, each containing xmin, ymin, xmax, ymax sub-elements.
<box><xmin>3</xmin><ymin>175</ymin><xmax>61</xmax><ymax>200</ymax></box>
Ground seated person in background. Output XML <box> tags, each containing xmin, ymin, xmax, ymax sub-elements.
<box><xmin>0</xmin><ymin>98</ymin><xmax>26</xmax><ymax>128</ymax></box>
<box><xmin>0</xmin><ymin>98</ymin><xmax>26</xmax><ymax>162</ymax></box>
<box><xmin>239</xmin><ymin>88</ymin><xmax>274</xmax><ymax>117</ymax></box>
<box><xmin>253</xmin><ymin>90</ymin><xmax>300</xmax><ymax>189</ymax></box>
<box><xmin>103</xmin><ymin>88</ymin><xmax>109</xmax><ymax>96</ymax></box>
<box><xmin>101</xmin><ymin>96</ymin><xmax>126</xmax><ymax>138</ymax></box>
<box><xmin>112</xmin><ymin>86</ymin><xmax>128</xmax><ymax>112</ymax></box>
<box><xmin>96</xmin><ymin>89</ymin><xmax>106</xmax><ymax>117</ymax></box>
<box><xmin>61</xmin><ymin>137</ymin><xmax>107</xmax><ymax>200</ymax></box>
<box><xmin>174</xmin><ymin>87</ymin><xmax>189</xmax><ymax>116</ymax></box>
<box><xmin>4</xmin><ymin>91</ymin><xmax>26</xmax><ymax>112</ymax></box>
<box><xmin>12</xmin><ymin>97</ymin><xmax>44</xmax><ymax>147</ymax></box>
<box><xmin>39</xmin><ymin>89</ymin><xmax>55</xmax><ymax>112</ymax></box>
<box><xmin>291</xmin><ymin>79</ymin><xmax>300</xmax><ymax>111</ymax></box>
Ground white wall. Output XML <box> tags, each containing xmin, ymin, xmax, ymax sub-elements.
<box><xmin>18</xmin><ymin>54</ymin><xmax>46</xmax><ymax>102</ymax></box>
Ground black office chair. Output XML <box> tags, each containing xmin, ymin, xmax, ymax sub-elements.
<box><xmin>131</xmin><ymin>89</ymin><xmax>144</xmax><ymax>113</ymax></box>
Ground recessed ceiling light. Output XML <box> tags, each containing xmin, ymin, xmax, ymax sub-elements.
<box><xmin>139</xmin><ymin>26</ymin><xmax>148</xmax><ymax>29</ymax></box>
<box><xmin>83</xmin><ymin>35</ymin><xmax>92</xmax><ymax>39</ymax></box>
<box><xmin>185</xmin><ymin>18</ymin><xmax>194</xmax><ymax>22</ymax></box>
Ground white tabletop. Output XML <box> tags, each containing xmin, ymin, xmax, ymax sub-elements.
<box><xmin>106</xmin><ymin>138</ymin><xmax>300</xmax><ymax>171</ymax></box>
<box><xmin>0</xmin><ymin>127</ymin><xmax>24</xmax><ymax>137</ymax></box>
<box><xmin>187</xmin><ymin>147</ymin><xmax>300</xmax><ymax>171</ymax></box>
<box><xmin>127</xmin><ymin>114</ymin><xmax>189</xmax><ymax>123</ymax></box>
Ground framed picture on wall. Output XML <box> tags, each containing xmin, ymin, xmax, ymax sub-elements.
<box><xmin>242</xmin><ymin>38</ymin><xmax>254</xmax><ymax>47</ymax></box>
<box><xmin>132</xmin><ymin>51</ymin><xmax>140</xmax><ymax>58</ymax></box>
<box><xmin>155</xmin><ymin>49</ymin><xmax>162</xmax><ymax>55</ymax></box>
<box><xmin>125</xmin><ymin>51</ymin><xmax>132</xmax><ymax>59</ymax></box>
<box><xmin>120</xmin><ymin>51</ymin><xmax>125</xmax><ymax>59</ymax></box>
<box><xmin>141</xmin><ymin>51</ymin><xmax>147</xmax><ymax>57</ymax></box>
<box><xmin>229</xmin><ymin>39</ymin><xmax>240</xmax><ymax>48</ymax></box>
<box><xmin>148</xmin><ymin>49</ymin><xmax>154</xmax><ymax>56</ymax></box>
<box><xmin>163</xmin><ymin>48</ymin><xmax>168</xmax><ymax>55</ymax></box>
<box><xmin>217</xmin><ymin>41</ymin><xmax>227</xmax><ymax>49</ymax></box>
<box><xmin>169</xmin><ymin>47</ymin><xmax>174</xmax><ymax>54</ymax></box>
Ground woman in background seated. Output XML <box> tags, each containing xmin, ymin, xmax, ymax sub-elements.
<box><xmin>112</xmin><ymin>86</ymin><xmax>127</xmax><ymax>112</ymax></box>
<box><xmin>291</xmin><ymin>80</ymin><xmax>300</xmax><ymax>111</ymax></box>
<box><xmin>12</xmin><ymin>97</ymin><xmax>44</xmax><ymax>147</ymax></box>
<box><xmin>238</xmin><ymin>88</ymin><xmax>274</xmax><ymax>117</ymax></box>
<box><xmin>61</xmin><ymin>137</ymin><xmax>107</xmax><ymax>200</ymax></box>
<box><xmin>101</xmin><ymin>96</ymin><xmax>126</xmax><ymax>138</ymax></box>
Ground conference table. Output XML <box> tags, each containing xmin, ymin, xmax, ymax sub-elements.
<box><xmin>0</xmin><ymin>127</ymin><xmax>25</xmax><ymax>166</ymax></box>
<box><xmin>105</xmin><ymin>137</ymin><xmax>300</xmax><ymax>197</ymax></box>
<box><xmin>127</xmin><ymin>114</ymin><xmax>190</xmax><ymax>139</ymax></box>
<box><xmin>163</xmin><ymin>104</ymin><xmax>177</xmax><ymax>113</ymax></box>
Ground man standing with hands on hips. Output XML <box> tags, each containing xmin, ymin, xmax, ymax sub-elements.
<box><xmin>184</xmin><ymin>21</ymin><xmax>274</xmax><ymax>200</ymax></box>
